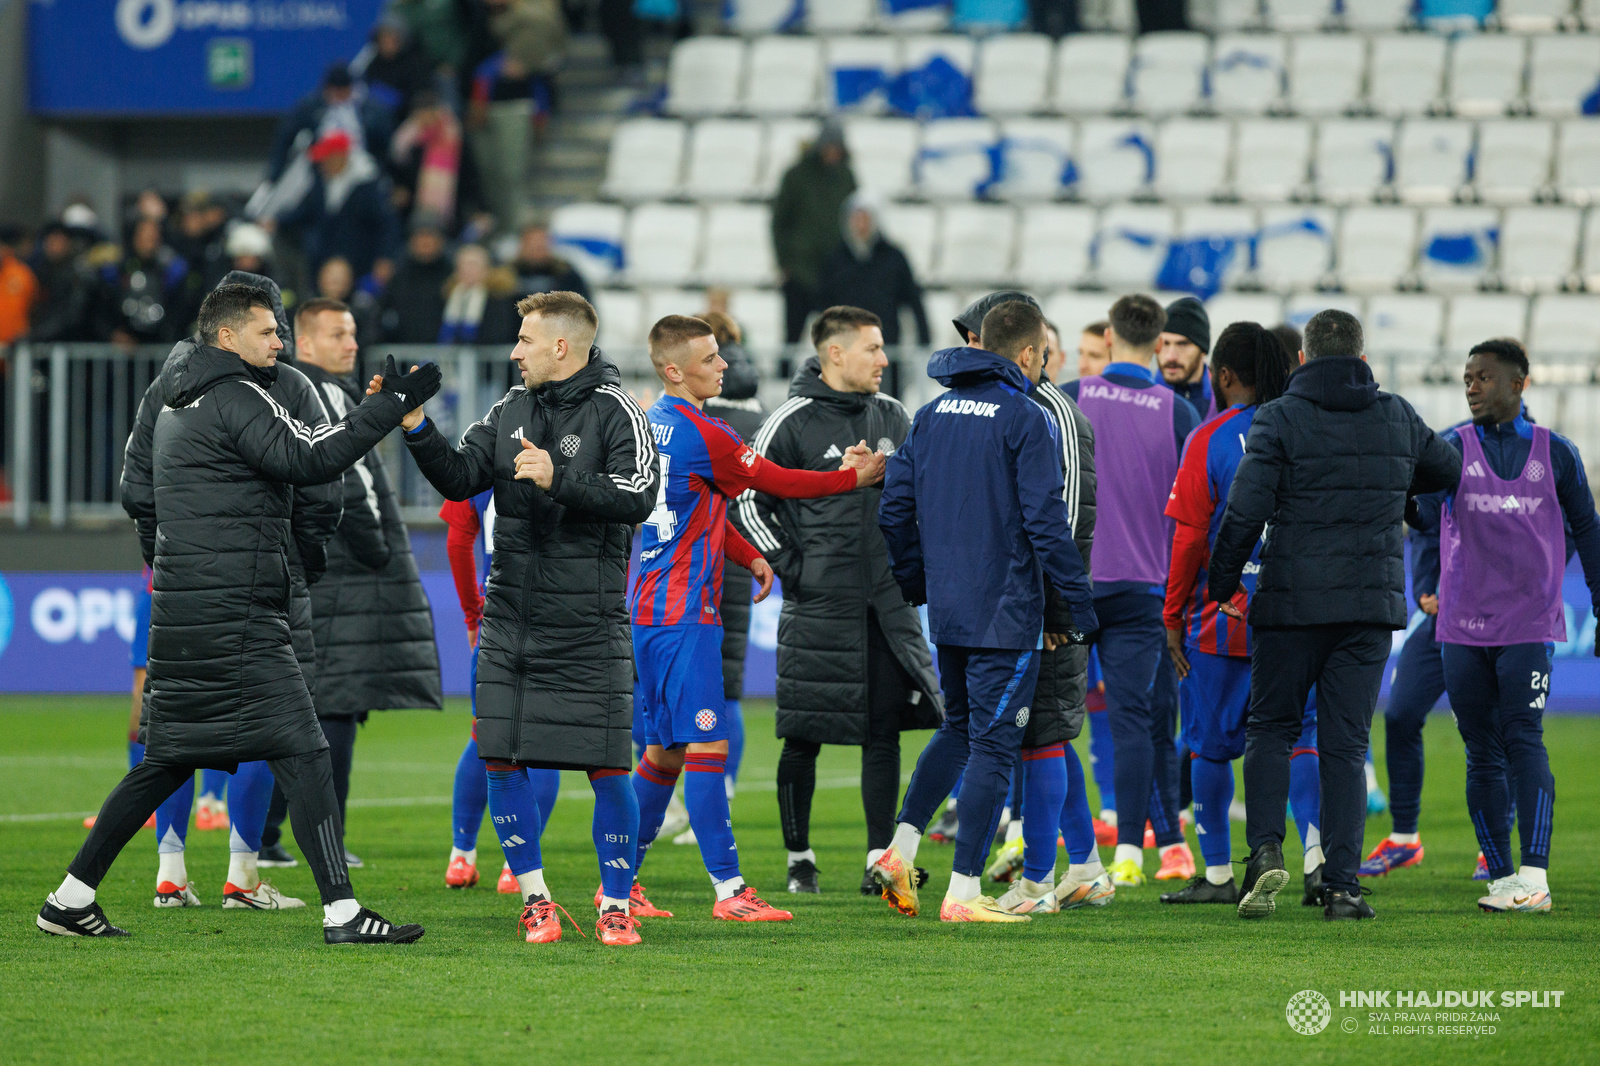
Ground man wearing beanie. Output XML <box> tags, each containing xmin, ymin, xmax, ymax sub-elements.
<box><xmin>1159</xmin><ymin>296</ymin><xmax>1214</xmax><ymax>420</ymax></box>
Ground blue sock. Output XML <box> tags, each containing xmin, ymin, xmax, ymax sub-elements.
<box><xmin>684</xmin><ymin>752</ymin><xmax>740</xmax><ymax>882</ymax></box>
<box><xmin>1087</xmin><ymin>708</ymin><xmax>1116</xmax><ymax>813</ymax></box>
<box><xmin>631</xmin><ymin>753</ymin><xmax>680</xmax><ymax>872</ymax></box>
<box><xmin>589</xmin><ymin>770</ymin><xmax>640</xmax><ymax>900</ymax></box>
<box><xmin>199</xmin><ymin>768</ymin><xmax>229</xmax><ymax>800</ymax></box>
<box><xmin>155</xmin><ymin>773</ymin><xmax>195</xmax><ymax>855</ymax></box>
<box><xmin>530</xmin><ymin>768</ymin><xmax>561</xmax><ymax>822</ymax></box>
<box><xmin>954</xmin><ymin>748</ymin><xmax>1014</xmax><ymax>878</ymax></box>
<box><xmin>1022</xmin><ymin>745</ymin><xmax>1067</xmax><ymax>881</ymax></box>
<box><xmin>128</xmin><ymin>740</ymin><xmax>145</xmax><ymax>769</ymax></box>
<box><xmin>1192</xmin><ymin>756</ymin><xmax>1235</xmax><ymax>869</ymax></box>
<box><xmin>227</xmin><ymin>761</ymin><xmax>274</xmax><ymax>853</ymax></box>
<box><xmin>725</xmin><ymin>699</ymin><xmax>745</xmax><ymax>784</ymax></box>
<box><xmin>1060</xmin><ymin>743</ymin><xmax>1096</xmax><ymax>864</ymax></box>
<box><xmin>487</xmin><ymin>768</ymin><xmax>545</xmax><ymax>878</ymax></box>
<box><xmin>1290</xmin><ymin>748</ymin><xmax>1322</xmax><ymax>855</ymax></box>
<box><xmin>451</xmin><ymin>737</ymin><xmax>489</xmax><ymax>851</ymax></box>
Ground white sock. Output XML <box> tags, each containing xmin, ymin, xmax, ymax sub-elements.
<box><xmin>450</xmin><ymin>847</ymin><xmax>477</xmax><ymax>864</ymax></box>
<box><xmin>1100</xmin><ymin>809</ymin><xmax>1118</xmax><ymax>827</ymax></box>
<box><xmin>1304</xmin><ymin>845</ymin><xmax>1324</xmax><ymax>875</ymax></box>
<box><xmin>945</xmin><ymin>797</ymin><xmax>958</xmax><ymax>812</ymax></box>
<box><xmin>948</xmin><ymin>871</ymin><xmax>981</xmax><ymax>899</ymax></box>
<box><xmin>787</xmin><ymin>849</ymin><xmax>816</xmax><ymax>868</ymax></box>
<box><xmin>1026</xmin><ymin>871</ymin><xmax>1054</xmax><ymax>892</ymax></box>
<box><xmin>516</xmin><ymin>869</ymin><xmax>549</xmax><ymax>903</ymax></box>
<box><xmin>712</xmin><ymin>874</ymin><xmax>746</xmax><ymax>902</ymax></box>
<box><xmin>1365</xmin><ymin>761</ymin><xmax>1380</xmax><ymax>790</ymax></box>
<box><xmin>998</xmin><ymin>806</ymin><xmax>1012</xmax><ymax>827</ymax></box>
<box><xmin>1004</xmin><ymin>819</ymin><xmax>1024</xmax><ymax>844</ymax></box>
<box><xmin>1387</xmin><ymin>831</ymin><xmax>1419</xmax><ymax>845</ymax></box>
<box><xmin>866</xmin><ymin>848</ymin><xmax>886</xmax><ymax>868</ymax></box>
<box><xmin>890</xmin><ymin>822</ymin><xmax>922</xmax><ymax>864</ymax></box>
<box><xmin>1113</xmin><ymin>843</ymin><xmax>1142</xmax><ymax>867</ymax></box>
<box><xmin>1304</xmin><ymin>824</ymin><xmax>1322</xmax><ymax>850</ymax></box>
<box><xmin>323</xmin><ymin>898</ymin><xmax>360</xmax><ymax>924</ymax></box>
<box><xmin>600</xmin><ymin>895</ymin><xmax>630</xmax><ymax>914</ymax></box>
<box><xmin>725</xmin><ymin>775</ymin><xmax>736</xmax><ymax>800</ymax></box>
<box><xmin>1068</xmin><ymin>859</ymin><xmax>1106</xmax><ymax>881</ymax></box>
<box><xmin>1519</xmin><ymin>865</ymin><xmax>1548</xmax><ymax>890</ymax></box>
<box><xmin>56</xmin><ymin>874</ymin><xmax>95</xmax><ymax>909</ymax></box>
<box><xmin>227</xmin><ymin>850</ymin><xmax>260</xmax><ymax>890</ymax></box>
<box><xmin>157</xmin><ymin>850</ymin><xmax>188</xmax><ymax>887</ymax></box>
<box><xmin>1206</xmin><ymin>864</ymin><xmax>1233</xmax><ymax>886</ymax></box>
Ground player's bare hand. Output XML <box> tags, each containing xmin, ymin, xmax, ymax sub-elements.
<box><xmin>466</xmin><ymin>621</ymin><xmax>479</xmax><ymax>650</ymax></box>
<box><xmin>366</xmin><ymin>374</ymin><xmax>383</xmax><ymax>397</ymax></box>
<box><xmin>1418</xmin><ymin>593</ymin><xmax>1438</xmax><ymax>616</ymax></box>
<box><xmin>1218</xmin><ymin>601</ymin><xmax>1245</xmax><ymax>621</ymax></box>
<box><xmin>1043</xmin><ymin>632</ymin><xmax>1068</xmax><ymax>651</ymax></box>
<box><xmin>1165</xmin><ymin>626</ymin><xmax>1190</xmax><ymax>679</ymax></box>
<box><xmin>852</xmin><ymin>449</ymin><xmax>886</xmax><ymax>488</ymax></box>
<box><xmin>840</xmin><ymin>440</ymin><xmax>872</xmax><ymax>469</ymax></box>
<box><xmin>514</xmin><ymin>437</ymin><xmax>555</xmax><ymax>489</ymax></box>
<box><xmin>750</xmin><ymin>557</ymin><xmax>775</xmax><ymax>603</ymax></box>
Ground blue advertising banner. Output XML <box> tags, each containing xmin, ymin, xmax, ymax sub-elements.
<box><xmin>28</xmin><ymin>0</ymin><xmax>386</xmax><ymax>115</ymax></box>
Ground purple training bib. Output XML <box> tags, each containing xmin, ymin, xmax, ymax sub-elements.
<box><xmin>1075</xmin><ymin>374</ymin><xmax>1179</xmax><ymax>587</ymax></box>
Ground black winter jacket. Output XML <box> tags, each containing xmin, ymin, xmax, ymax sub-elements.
<box><xmin>703</xmin><ymin>340</ymin><xmax>766</xmax><ymax>700</ymax></box>
<box><xmin>734</xmin><ymin>358</ymin><xmax>942</xmax><ymax>744</ymax></box>
<box><xmin>299</xmin><ymin>362</ymin><xmax>443</xmax><ymax>717</ymax></box>
<box><xmin>1208</xmin><ymin>356</ymin><xmax>1461</xmax><ymax>630</ymax></box>
<box><xmin>138</xmin><ymin>345</ymin><xmax>410</xmax><ymax>766</ymax></box>
<box><xmin>814</xmin><ymin>240</ymin><xmax>931</xmax><ymax>345</ymax></box>
<box><xmin>404</xmin><ymin>349</ymin><xmax>657</xmax><ymax>769</ymax></box>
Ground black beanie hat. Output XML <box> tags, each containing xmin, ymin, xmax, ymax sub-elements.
<box><xmin>1162</xmin><ymin>296</ymin><xmax>1210</xmax><ymax>353</ymax></box>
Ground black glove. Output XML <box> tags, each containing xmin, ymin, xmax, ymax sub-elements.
<box><xmin>380</xmin><ymin>355</ymin><xmax>442</xmax><ymax>411</ymax></box>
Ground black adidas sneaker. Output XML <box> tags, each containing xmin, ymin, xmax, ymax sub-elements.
<box><xmin>323</xmin><ymin>906</ymin><xmax>425</xmax><ymax>945</ymax></box>
<box><xmin>788</xmin><ymin>859</ymin><xmax>821</xmax><ymax>894</ymax></box>
<box><xmin>37</xmin><ymin>895</ymin><xmax>130</xmax><ymax>937</ymax></box>
<box><xmin>1237</xmin><ymin>841</ymin><xmax>1290</xmax><ymax>920</ymax></box>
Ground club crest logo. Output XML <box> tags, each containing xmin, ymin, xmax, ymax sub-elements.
<box><xmin>1015</xmin><ymin>705</ymin><xmax>1030</xmax><ymax>728</ymax></box>
<box><xmin>1286</xmin><ymin>990</ymin><xmax>1331</xmax><ymax>1035</ymax></box>
<box><xmin>877</xmin><ymin>437</ymin><xmax>895</xmax><ymax>456</ymax></box>
<box><xmin>1525</xmin><ymin>459</ymin><xmax>1546</xmax><ymax>483</ymax></box>
<box><xmin>560</xmin><ymin>434</ymin><xmax>581</xmax><ymax>457</ymax></box>
<box><xmin>696</xmin><ymin>708</ymin><xmax>717</xmax><ymax>732</ymax></box>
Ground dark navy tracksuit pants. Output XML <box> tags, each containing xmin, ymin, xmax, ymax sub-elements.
<box><xmin>1383</xmin><ymin>614</ymin><xmax>1447</xmax><ymax>835</ymax></box>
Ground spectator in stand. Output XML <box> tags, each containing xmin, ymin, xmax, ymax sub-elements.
<box><xmin>26</xmin><ymin>223</ymin><xmax>92</xmax><ymax>342</ymax></box>
<box><xmin>98</xmin><ymin>218</ymin><xmax>202</xmax><ymax>345</ymax></box>
<box><xmin>315</xmin><ymin>256</ymin><xmax>382</xmax><ymax>346</ymax></box>
<box><xmin>357</xmin><ymin>16</ymin><xmax>436</xmax><ymax>120</ymax></box>
<box><xmin>268</xmin><ymin>64</ymin><xmax>395</xmax><ymax>184</ymax></box>
<box><xmin>597</xmin><ymin>0</ymin><xmax>644</xmax><ymax>80</ymax></box>
<box><xmin>389</xmin><ymin>89</ymin><xmax>464</xmax><ymax>231</ymax></box>
<box><xmin>223</xmin><ymin>223</ymin><xmax>276</xmax><ymax>286</ymax></box>
<box><xmin>772</xmin><ymin>121</ymin><xmax>856</xmax><ymax>344</ymax></box>
<box><xmin>508</xmin><ymin>220</ymin><xmax>589</xmax><ymax>301</ymax></box>
<box><xmin>0</xmin><ymin>224</ymin><xmax>39</xmax><ymax>344</ymax></box>
<box><xmin>390</xmin><ymin>0</ymin><xmax>470</xmax><ymax>81</ymax></box>
<box><xmin>168</xmin><ymin>193</ymin><xmax>230</xmax><ymax>290</ymax></box>
<box><xmin>381</xmin><ymin>225</ymin><xmax>452</xmax><ymax>343</ymax></box>
<box><xmin>815</xmin><ymin>193</ymin><xmax>929</xmax><ymax>349</ymax></box>
<box><xmin>437</xmin><ymin>244</ymin><xmax>520</xmax><ymax>344</ymax></box>
<box><xmin>277</xmin><ymin>130</ymin><xmax>401</xmax><ymax>283</ymax></box>
<box><xmin>468</xmin><ymin>0</ymin><xmax>566</xmax><ymax>235</ymax></box>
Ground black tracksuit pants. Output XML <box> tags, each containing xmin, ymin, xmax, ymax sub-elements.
<box><xmin>262</xmin><ymin>716</ymin><xmax>358</xmax><ymax>850</ymax></box>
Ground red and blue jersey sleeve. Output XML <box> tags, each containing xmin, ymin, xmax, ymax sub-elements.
<box><xmin>1163</xmin><ymin>407</ymin><xmax>1254</xmax><ymax>657</ymax></box>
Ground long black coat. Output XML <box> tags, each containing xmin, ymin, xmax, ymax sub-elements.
<box><xmin>404</xmin><ymin>350</ymin><xmax>657</xmax><ymax>770</ymax></box>
<box><xmin>1209</xmin><ymin>356</ymin><xmax>1461</xmax><ymax>629</ymax></box>
<box><xmin>298</xmin><ymin>362</ymin><xmax>442</xmax><ymax>718</ymax></box>
<box><xmin>734</xmin><ymin>358</ymin><xmax>942</xmax><ymax>745</ymax></box>
<box><xmin>138</xmin><ymin>345</ymin><xmax>409</xmax><ymax>766</ymax></box>
<box><xmin>703</xmin><ymin>341</ymin><xmax>766</xmax><ymax>700</ymax></box>
<box><xmin>814</xmin><ymin>239</ymin><xmax>930</xmax><ymax>346</ymax></box>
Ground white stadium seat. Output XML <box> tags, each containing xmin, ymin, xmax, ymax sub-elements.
<box><xmin>593</xmin><ymin>289</ymin><xmax>644</xmax><ymax>350</ymax></box>
<box><xmin>1129</xmin><ymin>32</ymin><xmax>1210</xmax><ymax>116</ymax></box>
<box><xmin>1283</xmin><ymin>292</ymin><xmax>1363</xmax><ymax>330</ymax></box>
<box><xmin>1286</xmin><ymin>34</ymin><xmax>1366</xmax><ymax>115</ymax></box>
<box><xmin>1207</xmin><ymin>293</ymin><xmax>1287</xmax><ymax>332</ymax></box>
<box><xmin>1368</xmin><ymin>35</ymin><xmax>1447</xmax><ymax>117</ymax></box>
<box><xmin>1053</xmin><ymin>35</ymin><xmax>1132</xmax><ymax>114</ymax></box>
<box><xmin>1337</xmin><ymin>205</ymin><xmax>1418</xmax><ymax>291</ymax></box>
<box><xmin>1014</xmin><ymin>204</ymin><xmax>1097</xmax><ymax>287</ymax></box>
<box><xmin>1265</xmin><ymin>0</ymin><xmax>1333</xmax><ymax>32</ymax></box>
<box><xmin>1209</xmin><ymin>0</ymin><xmax>1266</xmax><ymax>31</ymax></box>
<box><xmin>902</xmin><ymin>34</ymin><xmax>977</xmax><ymax>75</ymax></box>
<box><xmin>1342</xmin><ymin>0</ymin><xmax>1414</xmax><ymax>30</ymax></box>
<box><xmin>843</xmin><ymin>117</ymin><xmax>920</xmax><ymax>198</ymax></box>
<box><xmin>701</xmin><ymin>204</ymin><xmax>776</xmax><ymax>286</ymax></box>
<box><xmin>1528</xmin><ymin>294</ymin><xmax>1600</xmax><ymax>358</ymax></box>
<box><xmin>726</xmin><ymin>289</ymin><xmax>785</xmax><ymax>353</ymax></box>
<box><xmin>1365</xmin><ymin>294</ymin><xmax>1445</xmax><ymax>362</ymax></box>
<box><xmin>1556</xmin><ymin>120</ymin><xmax>1600</xmax><ymax>200</ymax></box>
<box><xmin>878</xmin><ymin>204</ymin><xmax>940</xmax><ymax>280</ymax></box>
<box><xmin>921</xmin><ymin>290</ymin><xmax>965</xmax><ymax>346</ymax></box>
<box><xmin>1095</xmin><ymin>204</ymin><xmax>1175</xmax><ymax>287</ymax></box>
<box><xmin>1497</xmin><ymin>0</ymin><xmax>1571</xmax><ymax>32</ymax></box>
<box><xmin>743</xmin><ymin>37</ymin><xmax>822</xmax><ymax>116</ymax></box>
<box><xmin>1313</xmin><ymin>119</ymin><xmax>1397</xmax><ymax>202</ymax></box>
<box><xmin>1153</xmin><ymin>119</ymin><xmax>1233</xmax><ymax>200</ymax></box>
<box><xmin>1077</xmin><ymin>119</ymin><xmax>1157</xmax><ymax>200</ymax></box>
<box><xmin>1528</xmin><ymin>36</ymin><xmax>1600</xmax><ymax>116</ymax></box>
<box><xmin>933</xmin><ymin>204</ymin><xmax>1018</xmax><ymax>286</ymax></box>
<box><xmin>728</xmin><ymin>0</ymin><xmax>800</xmax><ymax>34</ymax></box>
<box><xmin>1256</xmin><ymin>206</ymin><xmax>1336</xmax><ymax>290</ymax></box>
<box><xmin>601</xmin><ymin>119</ymin><xmax>686</xmax><ymax>201</ymax></box>
<box><xmin>1475</xmin><ymin>120</ymin><xmax>1555</xmax><ymax>203</ymax></box>
<box><xmin>683</xmin><ymin>120</ymin><xmax>763</xmax><ymax>200</ymax></box>
<box><xmin>975</xmin><ymin>34</ymin><xmax>1054</xmax><ymax>116</ymax></box>
<box><xmin>807</xmin><ymin>0</ymin><xmax>875</xmax><ymax>32</ymax></box>
<box><xmin>1445</xmin><ymin>293</ymin><xmax>1530</xmax><ymax>353</ymax></box>
<box><xmin>1046</xmin><ymin>292</ymin><xmax>1117</xmax><ymax>343</ymax></box>
<box><xmin>625</xmin><ymin>205</ymin><xmax>702</xmax><ymax>285</ymax></box>
<box><xmin>1499</xmin><ymin>206</ymin><xmax>1581</xmax><ymax>291</ymax></box>
<box><xmin>826</xmin><ymin>36</ymin><xmax>902</xmax><ymax>112</ymax></box>
<box><xmin>1447</xmin><ymin>35</ymin><xmax>1528</xmax><ymax>118</ymax></box>
<box><xmin>992</xmin><ymin>118</ymin><xmax>1077</xmax><ymax>200</ymax></box>
<box><xmin>1582</xmin><ymin>0</ymin><xmax>1600</xmax><ymax>30</ymax></box>
<box><xmin>1176</xmin><ymin>205</ymin><xmax>1258</xmax><ymax>291</ymax></box>
<box><xmin>917</xmin><ymin>118</ymin><xmax>1000</xmax><ymax>200</ymax></box>
<box><xmin>758</xmin><ymin>119</ymin><xmax>820</xmax><ymax>195</ymax></box>
<box><xmin>1582</xmin><ymin>208</ymin><xmax>1600</xmax><ymax>287</ymax></box>
<box><xmin>665</xmin><ymin>38</ymin><xmax>746</xmax><ymax>116</ymax></box>
<box><xmin>1234</xmin><ymin>118</ymin><xmax>1312</xmax><ymax>200</ymax></box>
<box><xmin>1418</xmin><ymin>205</ymin><xmax>1500</xmax><ymax>292</ymax></box>
<box><xmin>1209</xmin><ymin>34</ymin><xmax>1287</xmax><ymax>115</ymax></box>
<box><xmin>640</xmin><ymin>288</ymin><xmax>705</xmax><ymax>332</ymax></box>
<box><xmin>549</xmin><ymin>203</ymin><xmax>627</xmax><ymax>286</ymax></box>
<box><xmin>1395</xmin><ymin>119</ymin><xmax>1475</xmax><ymax>204</ymax></box>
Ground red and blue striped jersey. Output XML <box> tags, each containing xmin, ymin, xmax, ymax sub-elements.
<box><xmin>1164</xmin><ymin>403</ymin><xmax>1261</xmax><ymax>657</ymax></box>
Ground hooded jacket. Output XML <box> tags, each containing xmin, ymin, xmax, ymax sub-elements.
<box><xmin>880</xmin><ymin>347</ymin><xmax>1098</xmax><ymax>650</ymax></box>
<box><xmin>732</xmin><ymin>358</ymin><xmax>942</xmax><ymax>743</ymax></box>
<box><xmin>1208</xmin><ymin>355</ymin><xmax>1461</xmax><ymax>629</ymax></box>
<box><xmin>815</xmin><ymin>199</ymin><xmax>930</xmax><ymax>346</ymax></box>
<box><xmin>403</xmin><ymin>348</ymin><xmax>658</xmax><ymax>769</ymax></box>
<box><xmin>703</xmin><ymin>340</ymin><xmax>766</xmax><ymax>700</ymax></box>
<box><xmin>772</xmin><ymin>147</ymin><xmax>857</xmax><ymax>289</ymax></box>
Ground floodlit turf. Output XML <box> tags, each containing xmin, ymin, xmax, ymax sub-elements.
<box><xmin>1</xmin><ymin>696</ymin><xmax>1597</xmax><ymax>1064</ymax></box>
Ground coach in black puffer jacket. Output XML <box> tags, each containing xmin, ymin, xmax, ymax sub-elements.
<box><xmin>703</xmin><ymin>337</ymin><xmax>766</xmax><ymax>701</ymax></box>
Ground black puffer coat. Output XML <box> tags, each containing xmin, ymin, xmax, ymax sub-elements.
<box><xmin>703</xmin><ymin>340</ymin><xmax>766</xmax><ymax>700</ymax></box>
<box><xmin>139</xmin><ymin>345</ymin><xmax>410</xmax><ymax>766</ymax></box>
<box><xmin>734</xmin><ymin>358</ymin><xmax>942</xmax><ymax>745</ymax></box>
<box><xmin>1209</xmin><ymin>356</ymin><xmax>1461</xmax><ymax>629</ymax></box>
<box><xmin>298</xmin><ymin>362</ymin><xmax>442</xmax><ymax>717</ymax></box>
<box><xmin>404</xmin><ymin>349</ymin><xmax>657</xmax><ymax>769</ymax></box>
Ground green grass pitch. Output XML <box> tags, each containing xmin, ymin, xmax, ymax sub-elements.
<box><xmin>1</xmin><ymin>696</ymin><xmax>1596</xmax><ymax>1064</ymax></box>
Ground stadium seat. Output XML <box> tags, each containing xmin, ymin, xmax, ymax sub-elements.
<box><xmin>758</xmin><ymin>119</ymin><xmax>821</xmax><ymax>195</ymax></box>
<box><xmin>743</xmin><ymin>37</ymin><xmax>823</xmax><ymax>116</ymax></box>
<box><xmin>549</xmin><ymin>203</ymin><xmax>628</xmax><ymax>286</ymax></box>
<box><xmin>975</xmin><ymin>34</ymin><xmax>1054</xmax><ymax>115</ymax></box>
<box><xmin>1447</xmin><ymin>35</ymin><xmax>1529</xmax><ymax>118</ymax></box>
<box><xmin>1077</xmin><ymin>119</ymin><xmax>1157</xmax><ymax>200</ymax></box>
<box><xmin>1053</xmin><ymin>35</ymin><xmax>1133</xmax><ymax>114</ymax></box>
<box><xmin>843</xmin><ymin>117</ymin><xmax>920</xmax><ymax>198</ymax></box>
<box><xmin>1497</xmin><ymin>0</ymin><xmax>1572</xmax><ymax>32</ymax></box>
<box><xmin>1206</xmin><ymin>292</ymin><xmax>1287</xmax><ymax>332</ymax></box>
<box><xmin>921</xmin><ymin>289</ymin><xmax>966</xmax><ymax>344</ymax></box>
<box><xmin>1582</xmin><ymin>0</ymin><xmax>1600</xmax><ymax>30</ymax></box>
<box><xmin>684</xmin><ymin>120</ymin><xmax>764</xmax><ymax>200</ymax></box>
<box><xmin>1342</xmin><ymin>0</ymin><xmax>1415</xmax><ymax>30</ymax></box>
<box><xmin>666</xmin><ymin>38</ymin><xmax>746</xmax><ymax>116</ymax></box>
<box><xmin>1175</xmin><ymin>205</ymin><xmax>1259</xmax><ymax>291</ymax></box>
<box><xmin>992</xmin><ymin>118</ymin><xmax>1078</xmax><ymax>200</ymax></box>
<box><xmin>1337</xmin><ymin>205</ymin><xmax>1418</xmax><ymax>291</ymax></box>
<box><xmin>726</xmin><ymin>288</ymin><xmax>785</xmax><ymax>352</ymax></box>
<box><xmin>1264</xmin><ymin>0</ymin><xmax>1333</xmax><ymax>31</ymax></box>
<box><xmin>1365</xmin><ymin>294</ymin><xmax>1445</xmax><ymax>362</ymax></box>
<box><xmin>1556</xmin><ymin>119</ymin><xmax>1600</xmax><ymax>200</ymax></box>
<box><xmin>1283</xmin><ymin>291</ymin><xmax>1363</xmax><ymax>330</ymax></box>
<box><xmin>728</xmin><ymin>0</ymin><xmax>802</xmax><ymax>33</ymax></box>
<box><xmin>1582</xmin><ymin>208</ymin><xmax>1600</xmax><ymax>288</ymax></box>
<box><xmin>1014</xmin><ymin>204</ymin><xmax>1097</xmax><ymax>287</ymax></box>
<box><xmin>1528</xmin><ymin>36</ymin><xmax>1600</xmax><ymax>116</ymax></box>
<box><xmin>1528</xmin><ymin>294</ymin><xmax>1600</xmax><ymax>358</ymax></box>
<box><xmin>1045</xmin><ymin>291</ymin><xmax>1117</xmax><ymax>341</ymax></box>
<box><xmin>1445</xmin><ymin>293</ymin><xmax>1531</xmax><ymax>353</ymax></box>
<box><xmin>1499</xmin><ymin>206</ymin><xmax>1581</xmax><ymax>291</ymax></box>
<box><xmin>1209</xmin><ymin>0</ymin><xmax>1266</xmax><ymax>31</ymax></box>
<box><xmin>1209</xmin><ymin>34</ymin><xmax>1288</xmax><ymax>115</ymax></box>
<box><xmin>1255</xmin><ymin>205</ymin><xmax>1336</xmax><ymax>289</ymax></box>
<box><xmin>879</xmin><ymin>203</ymin><xmax>940</xmax><ymax>279</ymax></box>
<box><xmin>902</xmin><ymin>34</ymin><xmax>978</xmax><ymax>77</ymax></box>
<box><xmin>1417</xmin><ymin>205</ymin><xmax>1500</xmax><ymax>292</ymax></box>
<box><xmin>880</xmin><ymin>0</ymin><xmax>951</xmax><ymax>32</ymax></box>
<box><xmin>1153</xmin><ymin>119</ymin><xmax>1233</xmax><ymax>200</ymax></box>
<box><xmin>1313</xmin><ymin>118</ymin><xmax>1397</xmax><ymax>202</ymax></box>
<box><xmin>1286</xmin><ymin>34</ymin><xmax>1366</xmax><ymax>115</ymax></box>
<box><xmin>1129</xmin><ymin>32</ymin><xmax>1210</xmax><ymax>116</ymax></box>
<box><xmin>1234</xmin><ymin>118</ymin><xmax>1312</xmax><ymax>200</ymax></box>
<box><xmin>593</xmin><ymin>289</ymin><xmax>645</xmax><ymax>349</ymax></box>
<box><xmin>807</xmin><ymin>0</ymin><xmax>875</xmax><ymax>33</ymax></box>
<box><xmin>1367</xmin><ymin>35</ymin><xmax>1447</xmax><ymax>116</ymax></box>
<box><xmin>1095</xmin><ymin>204</ymin><xmax>1175</xmax><ymax>287</ymax></box>
<box><xmin>826</xmin><ymin>36</ymin><xmax>902</xmax><ymax>112</ymax></box>
<box><xmin>1394</xmin><ymin>119</ymin><xmax>1475</xmax><ymax>204</ymax></box>
<box><xmin>625</xmin><ymin>205</ymin><xmax>703</xmax><ymax>285</ymax></box>
<box><xmin>701</xmin><ymin>204</ymin><xmax>776</xmax><ymax>286</ymax></box>
<box><xmin>933</xmin><ymin>203</ymin><xmax>1018</xmax><ymax>285</ymax></box>
<box><xmin>1475</xmin><ymin>120</ymin><xmax>1555</xmax><ymax>203</ymax></box>
<box><xmin>917</xmin><ymin>118</ymin><xmax>1000</xmax><ymax>200</ymax></box>
<box><xmin>601</xmin><ymin>120</ymin><xmax>686</xmax><ymax>201</ymax></box>
<box><xmin>641</xmin><ymin>288</ymin><xmax>706</xmax><ymax>331</ymax></box>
